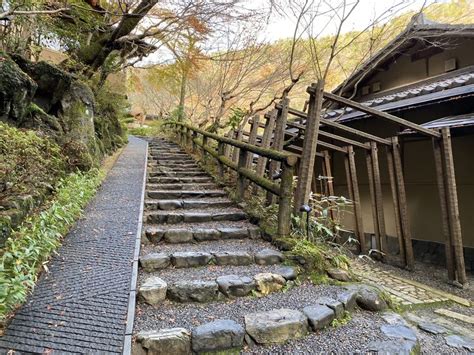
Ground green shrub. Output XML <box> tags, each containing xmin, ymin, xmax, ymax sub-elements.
<box><xmin>0</xmin><ymin>123</ymin><xmax>67</xmax><ymax>200</ymax></box>
<box><xmin>0</xmin><ymin>170</ymin><xmax>103</xmax><ymax>323</ymax></box>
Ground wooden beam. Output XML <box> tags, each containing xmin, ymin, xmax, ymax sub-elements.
<box><xmin>294</xmin><ymin>81</ymin><xmax>324</xmax><ymax>213</ymax></box>
<box><xmin>283</xmin><ymin>105</ymin><xmax>391</xmax><ymax>145</ymax></box>
<box><xmin>286</xmin><ymin>120</ymin><xmax>370</xmax><ymax>150</ymax></box>
<box><xmin>323</xmin><ymin>91</ymin><xmax>440</xmax><ymax>138</ymax></box>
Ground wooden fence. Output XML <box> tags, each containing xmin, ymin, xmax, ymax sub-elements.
<box><xmin>165</xmin><ymin>121</ymin><xmax>298</xmax><ymax>239</ymax></box>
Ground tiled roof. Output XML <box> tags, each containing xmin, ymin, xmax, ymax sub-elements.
<box><xmin>324</xmin><ymin>67</ymin><xmax>474</xmax><ymax>122</ymax></box>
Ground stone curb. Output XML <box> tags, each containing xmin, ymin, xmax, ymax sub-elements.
<box><xmin>123</xmin><ymin>140</ymin><xmax>149</xmax><ymax>355</ymax></box>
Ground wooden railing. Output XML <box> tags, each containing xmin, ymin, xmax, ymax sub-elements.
<box><xmin>165</xmin><ymin>121</ymin><xmax>298</xmax><ymax>238</ymax></box>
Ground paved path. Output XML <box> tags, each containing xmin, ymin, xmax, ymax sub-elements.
<box><xmin>0</xmin><ymin>137</ymin><xmax>147</xmax><ymax>354</ymax></box>
<box><xmin>352</xmin><ymin>262</ymin><xmax>471</xmax><ymax>307</ymax></box>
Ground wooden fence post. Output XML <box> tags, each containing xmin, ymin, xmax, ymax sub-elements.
<box><xmin>277</xmin><ymin>160</ymin><xmax>295</xmax><ymax>237</ymax></box>
<box><xmin>439</xmin><ymin>128</ymin><xmax>466</xmax><ymax>284</ymax></box>
<box><xmin>217</xmin><ymin>142</ymin><xmax>225</xmax><ymax>179</ymax></box>
<box><xmin>267</xmin><ymin>99</ymin><xmax>289</xmax><ymax>205</ymax></box>
<box><xmin>246</xmin><ymin>115</ymin><xmax>260</xmax><ymax>168</ymax></box>
<box><xmin>293</xmin><ymin>81</ymin><xmax>324</xmax><ymax>213</ymax></box>
<box><xmin>236</xmin><ymin>147</ymin><xmax>249</xmax><ymax>201</ymax></box>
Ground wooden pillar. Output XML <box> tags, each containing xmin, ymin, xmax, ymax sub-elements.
<box><xmin>386</xmin><ymin>145</ymin><xmax>406</xmax><ymax>266</ymax></box>
<box><xmin>435</xmin><ymin>128</ymin><xmax>466</xmax><ymax>284</ymax></box>
<box><xmin>347</xmin><ymin>146</ymin><xmax>366</xmax><ymax>254</ymax></box>
<box><xmin>391</xmin><ymin>136</ymin><xmax>414</xmax><ymax>270</ymax></box>
<box><xmin>432</xmin><ymin>136</ymin><xmax>455</xmax><ymax>281</ymax></box>
<box><xmin>293</xmin><ymin>81</ymin><xmax>324</xmax><ymax>213</ymax></box>
<box><xmin>267</xmin><ymin>99</ymin><xmax>289</xmax><ymax>205</ymax></box>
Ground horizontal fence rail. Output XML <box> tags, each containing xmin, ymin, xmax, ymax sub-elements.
<box><xmin>165</xmin><ymin>121</ymin><xmax>298</xmax><ymax>238</ymax></box>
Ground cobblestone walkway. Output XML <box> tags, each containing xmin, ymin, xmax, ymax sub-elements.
<box><xmin>352</xmin><ymin>262</ymin><xmax>470</xmax><ymax>307</ymax></box>
<box><xmin>0</xmin><ymin>137</ymin><xmax>147</xmax><ymax>354</ymax></box>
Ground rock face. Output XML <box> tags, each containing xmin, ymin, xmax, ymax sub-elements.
<box><xmin>254</xmin><ymin>273</ymin><xmax>286</xmax><ymax>296</ymax></box>
<box><xmin>245</xmin><ymin>309</ymin><xmax>308</xmax><ymax>344</ymax></box>
<box><xmin>0</xmin><ymin>53</ymin><xmax>124</xmax><ymax>170</ymax></box>
<box><xmin>138</xmin><ymin>277</ymin><xmax>167</xmax><ymax>305</ymax></box>
<box><xmin>136</xmin><ymin>328</ymin><xmax>191</xmax><ymax>355</ymax></box>
<box><xmin>192</xmin><ymin>319</ymin><xmax>245</xmax><ymax>353</ymax></box>
<box><xmin>216</xmin><ymin>275</ymin><xmax>256</xmax><ymax>298</ymax></box>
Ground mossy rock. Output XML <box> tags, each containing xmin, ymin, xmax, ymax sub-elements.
<box><xmin>0</xmin><ymin>53</ymin><xmax>37</xmax><ymax>123</ymax></box>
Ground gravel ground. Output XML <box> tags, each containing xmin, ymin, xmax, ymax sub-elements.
<box><xmin>139</xmin><ymin>264</ymin><xmax>284</xmax><ymax>283</ymax></box>
<box><xmin>141</xmin><ymin>238</ymin><xmax>277</xmax><ymax>254</ymax></box>
<box><xmin>356</xmin><ymin>259</ymin><xmax>474</xmax><ymax>301</ymax></box>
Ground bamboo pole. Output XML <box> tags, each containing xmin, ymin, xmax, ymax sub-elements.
<box><xmin>293</xmin><ymin>81</ymin><xmax>324</xmax><ymax>213</ymax></box>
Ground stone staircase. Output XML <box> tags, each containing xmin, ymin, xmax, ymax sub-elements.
<box><xmin>132</xmin><ymin>138</ymin><xmax>426</xmax><ymax>354</ymax></box>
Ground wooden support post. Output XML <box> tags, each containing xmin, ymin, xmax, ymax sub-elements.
<box><xmin>267</xmin><ymin>99</ymin><xmax>289</xmax><ymax>205</ymax></box>
<box><xmin>366</xmin><ymin>149</ymin><xmax>380</xmax><ymax>251</ymax></box>
<box><xmin>370</xmin><ymin>142</ymin><xmax>387</xmax><ymax>252</ymax></box>
<box><xmin>293</xmin><ymin>81</ymin><xmax>324</xmax><ymax>213</ymax></box>
<box><xmin>440</xmin><ymin>128</ymin><xmax>466</xmax><ymax>284</ymax></box>
<box><xmin>347</xmin><ymin>146</ymin><xmax>366</xmax><ymax>254</ymax></box>
<box><xmin>386</xmin><ymin>145</ymin><xmax>406</xmax><ymax>266</ymax></box>
<box><xmin>256</xmin><ymin>111</ymin><xmax>277</xmax><ymax>177</ymax></box>
<box><xmin>236</xmin><ymin>148</ymin><xmax>249</xmax><ymax>201</ymax></box>
<box><xmin>392</xmin><ymin>136</ymin><xmax>414</xmax><ymax>270</ymax></box>
<box><xmin>432</xmin><ymin>137</ymin><xmax>455</xmax><ymax>281</ymax></box>
<box><xmin>217</xmin><ymin>142</ymin><xmax>225</xmax><ymax>179</ymax></box>
<box><xmin>277</xmin><ymin>161</ymin><xmax>294</xmax><ymax>237</ymax></box>
<box><xmin>246</xmin><ymin>115</ymin><xmax>260</xmax><ymax>169</ymax></box>
<box><xmin>232</xmin><ymin>129</ymin><xmax>243</xmax><ymax>163</ymax></box>
<box><xmin>202</xmin><ymin>136</ymin><xmax>208</xmax><ymax>162</ymax></box>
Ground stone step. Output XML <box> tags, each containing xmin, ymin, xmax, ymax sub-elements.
<box><xmin>147</xmin><ymin>176</ymin><xmax>213</xmax><ymax>184</ymax></box>
<box><xmin>147</xmin><ymin>190</ymin><xmax>226</xmax><ymax>199</ymax></box>
<box><xmin>144</xmin><ymin>223</ymin><xmax>260</xmax><ymax>243</ymax></box>
<box><xmin>148</xmin><ymin>171</ymin><xmax>209</xmax><ymax>177</ymax></box>
<box><xmin>139</xmin><ymin>249</ymin><xmax>285</xmax><ymax>271</ymax></box>
<box><xmin>145</xmin><ymin>209</ymin><xmax>247</xmax><ymax>224</ymax></box>
<box><xmin>145</xmin><ymin>198</ymin><xmax>234</xmax><ymax>210</ymax></box>
<box><xmin>134</xmin><ymin>284</ymin><xmax>373</xmax><ymax>354</ymax></box>
<box><xmin>146</xmin><ymin>183</ymin><xmax>218</xmax><ymax>191</ymax></box>
<box><xmin>138</xmin><ymin>266</ymin><xmax>297</xmax><ymax>304</ymax></box>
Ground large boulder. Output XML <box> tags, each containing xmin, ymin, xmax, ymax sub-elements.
<box><xmin>0</xmin><ymin>53</ymin><xmax>37</xmax><ymax>123</ymax></box>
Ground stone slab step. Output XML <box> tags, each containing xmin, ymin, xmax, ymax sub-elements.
<box><xmin>138</xmin><ymin>268</ymin><xmax>298</xmax><ymax>304</ymax></box>
<box><xmin>146</xmin><ymin>183</ymin><xmax>218</xmax><ymax>191</ymax></box>
<box><xmin>147</xmin><ymin>190</ymin><xmax>226</xmax><ymax>199</ymax></box>
<box><xmin>139</xmin><ymin>249</ymin><xmax>285</xmax><ymax>271</ymax></box>
<box><xmin>148</xmin><ymin>171</ymin><xmax>208</xmax><ymax>177</ymax></box>
<box><xmin>145</xmin><ymin>198</ymin><xmax>233</xmax><ymax>210</ymax></box>
<box><xmin>147</xmin><ymin>176</ymin><xmax>213</xmax><ymax>184</ymax></box>
<box><xmin>145</xmin><ymin>209</ymin><xmax>247</xmax><ymax>224</ymax></box>
<box><xmin>144</xmin><ymin>224</ymin><xmax>260</xmax><ymax>243</ymax></box>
